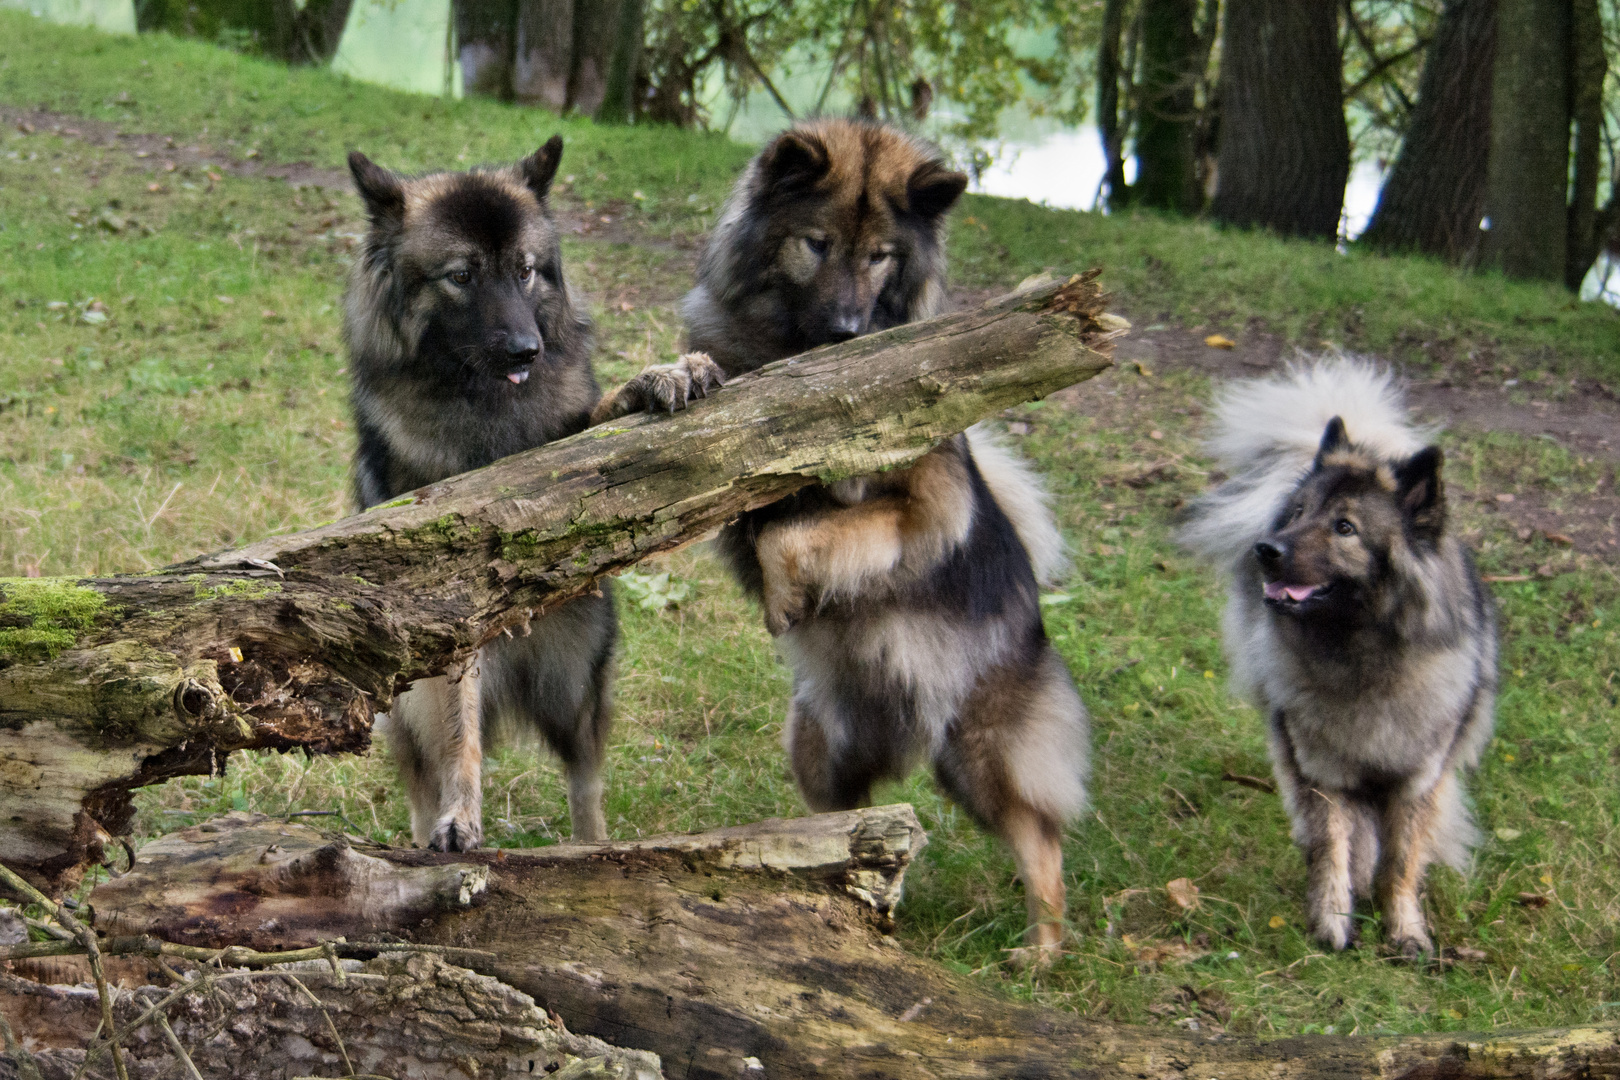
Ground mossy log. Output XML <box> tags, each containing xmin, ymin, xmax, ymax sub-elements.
<box><xmin>0</xmin><ymin>276</ymin><xmax>1121</xmax><ymax>888</ymax></box>
<box><xmin>4</xmin><ymin>809</ymin><xmax>1614</xmax><ymax>1080</ymax></box>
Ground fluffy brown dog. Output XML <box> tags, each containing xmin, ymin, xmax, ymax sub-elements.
<box><xmin>662</xmin><ymin>119</ymin><xmax>1091</xmax><ymax>957</ymax></box>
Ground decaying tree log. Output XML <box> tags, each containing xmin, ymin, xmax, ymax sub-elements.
<box><xmin>0</xmin><ymin>275</ymin><xmax>1122</xmax><ymax>887</ymax></box>
<box><xmin>0</xmin><ymin>952</ymin><xmax>663</xmax><ymax>1080</ymax></box>
<box><xmin>3</xmin><ymin>809</ymin><xmax>1612</xmax><ymax>1080</ymax></box>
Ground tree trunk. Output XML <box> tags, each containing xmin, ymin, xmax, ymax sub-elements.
<box><xmin>1481</xmin><ymin>0</ymin><xmax>1570</xmax><ymax>281</ymax></box>
<box><xmin>1136</xmin><ymin>0</ymin><xmax>1201</xmax><ymax>214</ymax></box>
<box><xmin>1564</xmin><ymin>0</ymin><xmax>1606</xmax><ymax>289</ymax></box>
<box><xmin>1359</xmin><ymin>0</ymin><xmax>1496</xmax><ymax>261</ymax></box>
<box><xmin>567</xmin><ymin>0</ymin><xmax>625</xmax><ymax>117</ymax></box>
<box><xmin>6</xmin><ymin>808</ymin><xmax>1618</xmax><ymax>1080</ymax></box>
<box><xmin>1096</xmin><ymin>0</ymin><xmax>1131</xmax><ymax>210</ymax></box>
<box><xmin>133</xmin><ymin>0</ymin><xmax>354</xmax><ymax>65</ymax></box>
<box><xmin>1210</xmin><ymin>0</ymin><xmax>1349</xmax><ymax>239</ymax></box>
<box><xmin>454</xmin><ymin>0</ymin><xmax>519</xmax><ymax>100</ymax></box>
<box><xmin>0</xmin><ymin>278</ymin><xmax>1121</xmax><ymax>890</ymax></box>
<box><xmin>513</xmin><ymin>0</ymin><xmax>575</xmax><ymax>110</ymax></box>
<box><xmin>598</xmin><ymin>0</ymin><xmax>645</xmax><ymax>124</ymax></box>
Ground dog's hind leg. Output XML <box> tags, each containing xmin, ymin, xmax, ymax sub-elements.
<box><xmin>390</xmin><ymin>660</ymin><xmax>486</xmax><ymax>852</ymax></box>
<box><xmin>561</xmin><ymin>683</ymin><xmax>612</xmax><ymax>843</ymax></box>
<box><xmin>1376</xmin><ymin>775</ymin><xmax>1449</xmax><ymax>959</ymax></box>
<box><xmin>934</xmin><ymin>653</ymin><xmax>1089</xmax><ymax>962</ymax></box>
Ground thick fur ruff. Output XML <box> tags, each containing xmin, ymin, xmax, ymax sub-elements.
<box><xmin>1181</xmin><ymin>356</ymin><xmax>1496</xmax><ymax>956</ymax></box>
<box><xmin>345</xmin><ymin>138</ymin><xmax>616</xmax><ymax>850</ymax></box>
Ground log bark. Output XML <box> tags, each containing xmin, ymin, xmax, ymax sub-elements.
<box><xmin>0</xmin><ymin>277</ymin><xmax>1120</xmax><ymax>889</ymax></box>
<box><xmin>5</xmin><ymin>809</ymin><xmax>1615</xmax><ymax>1080</ymax></box>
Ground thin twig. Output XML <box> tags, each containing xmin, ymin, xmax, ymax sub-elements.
<box><xmin>280</xmin><ymin>973</ymin><xmax>356</xmax><ymax>1077</ymax></box>
<box><xmin>155</xmin><ymin>1012</ymin><xmax>205</xmax><ymax>1080</ymax></box>
<box><xmin>0</xmin><ymin>860</ymin><xmax>128</xmax><ymax>1080</ymax></box>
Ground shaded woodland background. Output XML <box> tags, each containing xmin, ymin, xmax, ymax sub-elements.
<box><xmin>128</xmin><ymin>0</ymin><xmax>1620</xmax><ymax>291</ymax></box>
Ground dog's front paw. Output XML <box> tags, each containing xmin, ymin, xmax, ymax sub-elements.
<box><xmin>428</xmin><ymin>810</ymin><xmax>483</xmax><ymax>852</ymax></box>
<box><xmin>676</xmin><ymin>351</ymin><xmax>725</xmax><ymax>398</ymax></box>
<box><xmin>1383</xmin><ymin>926</ymin><xmax>1434</xmax><ymax>962</ymax></box>
<box><xmin>1308</xmin><ymin>910</ymin><xmax>1357</xmax><ymax>951</ymax></box>
<box><xmin>631</xmin><ymin>352</ymin><xmax>726</xmax><ymax>414</ymax></box>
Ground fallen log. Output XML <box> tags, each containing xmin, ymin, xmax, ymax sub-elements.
<box><xmin>3</xmin><ymin>809</ymin><xmax>1613</xmax><ymax>1080</ymax></box>
<box><xmin>0</xmin><ymin>275</ymin><xmax>1121</xmax><ymax>887</ymax></box>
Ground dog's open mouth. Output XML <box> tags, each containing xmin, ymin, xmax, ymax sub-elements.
<box><xmin>505</xmin><ymin>366</ymin><xmax>531</xmax><ymax>385</ymax></box>
<box><xmin>1262</xmin><ymin>580</ymin><xmax>1335</xmax><ymax>606</ymax></box>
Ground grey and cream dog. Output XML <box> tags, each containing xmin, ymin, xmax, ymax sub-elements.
<box><xmin>1181</xmin><ymin>358</ymin><xmax>1497</xmax><ymax>957</ymax></box>
<box><xmin>344</xmin><ymin>137</ymin><xmax>620</xmax><ymax>851</ymax></box>
<box><xmin>671</xmin><ymin>118</ymin><xmax>1090</xmax><ymax>957</ymax></box>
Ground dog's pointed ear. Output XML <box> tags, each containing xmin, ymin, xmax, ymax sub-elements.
<box><xmin>759</xmin><ymin>129</ymin><xmax>830</xmax><ymax>195</ymax></box>
<box><xmin>1313</xmin><ymin>416</ymin><xmax>1349</xmax><ymax>466</ymax></box>
<box><xmin>1395</xmin><ymin>445</ymin><xmax>1446</xmax><ymax>543</ymax></box>
<box><xmin>907</xmin><ymin>161</ymin><xmax>968</xmax><ymax>220</ymax></box>
<box><xmin>521</xmin><ymin>135</ymin><xmax>565</xmax><ymax>200</ymax></box>
<box><xmin>349</xmin><ymin>150</ymin><xmax>405</xmax><ymax>227</ymax></box>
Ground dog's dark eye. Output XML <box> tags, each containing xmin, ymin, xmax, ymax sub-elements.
<box><xmin>518</xmin><ymin>264</ymin><xmax>534</xmax><ymax>283</ymax></box>
<box><xmin>449</xmin><ymin>269</ymin><xmax>472</xmax><ymax>286</ymax></box>
<box><xmin>869</xmin><ymin>251</ymin><xmax>891</xmax><ymax>265</ymax></box>
<box><xmin>805</xmin><ymin>236</ymin><xmax>829</xmax><ymax>256</ymax></box>
<box><xmin>1335</xmin><ymin>519</ymin><xmax>1357</xmax><ymax>536</ymax></box>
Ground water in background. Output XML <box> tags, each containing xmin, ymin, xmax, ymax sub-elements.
<box><xmin>1</xmin><ymin>0</ymin><xmax>132</xmax><ymax>33</ymax></box>
<box><xmin>0</xmin><ymin>1</ymin><xmax>1469</xmax><ymax>248</ymax></box>
<box><xmin>330</xmin><ymin>0</ymin><xmax>460</xmax><ymax>99</ymax></box>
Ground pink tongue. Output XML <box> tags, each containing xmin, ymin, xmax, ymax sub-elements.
<box><xmin>507</xmin><ymin>371</ymin><xmax>529</xmax><ymax>385</ymax></box>
<box><xmin>1264</xmin><ymin>582</ymin><xmax>1318</xmax><ymax>602</ymax></box>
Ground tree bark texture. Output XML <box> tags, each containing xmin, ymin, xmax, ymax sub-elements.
<box><xmin>1136</xmin><ymin>0</ymin><xmax>1202</xmax><ymax>214</ymax></box>
<box><xmin>454</xmin><ymin>0</ymin><xmax>519</xmax><ymax>101</ymax></box>
<box><xmin>6</xmin><ymin>809</ymin><xmax>1617</xmax><ymax>1080</ymax></box>
<box><xmin>1482</xmin><ymin>0</ymin><xmax>1571</xmax><ymax>282</ymax></box>
<box><xmin>1210</xmin><ymin>0</ymin><xmax>1350</xmax><ymax>239</ymax></box>
<box><xmin>1360</xmin><ymin>0</ymin><xmax>1497</xmax><ymax>262</ymax></box>
<box><xmin>1564</xmin><ymin>0</ymin><xmax>1607</xmax><ymax>289</ymax></box>
<box><xmin>1096</xmin><ymin>0</ymin><xmax>1131</xmax><ymax>210</ymax></box>
<box><xmin>513</xmin><ymin>0</ymin><xmax>576</xmax><ymax>109</ymax></box>
<box><xmin>133</xmin><ymin>0</ymin><xmax>354</xmax><ymax>64</ymax></box>
<box><xmin>598</xmin><ymin>0</ymin><xmax>645</xmax><ymax>125</ymax></box>
<box><xmin>567</xmin><ymin>0</ymin><xmax>625</xmax><ymax>118</ymax></box>
<box><xmin>0</xmin><ymin>278</ymin><xmax>1121</xmax><ymax>889</ymax></box>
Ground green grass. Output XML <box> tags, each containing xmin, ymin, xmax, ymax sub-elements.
<box><xmin>2</xmin><ymin>9</ymin><xmax>1618</xmax><ymax>1040</ymax></box>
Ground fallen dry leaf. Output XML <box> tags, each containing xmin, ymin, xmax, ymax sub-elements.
<box><xmin>1203</xmin><ymin>333</ymin><xmax>1236</xmax><ymax>349</ymax></box>
<box><xmin>1166</xmin><ymin>878</ymin><xmax>1200</xmax><ymax>911</ymax></box>
<box><xmin>1516</xmin><ymin>892</ymin><xmax>1551</xmax><ymax>909</ymax></box>
<box><xmin>1543</xmin><ymin>531</ymin><xmax>1574</xmax><ymax>546</ymax></box>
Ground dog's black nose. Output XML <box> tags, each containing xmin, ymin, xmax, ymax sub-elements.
<box><xmin>505</xmin><ymin>332</ymin><xmax>540</xmax><ymax>361</ymax></box>
<box><xmin>826</xmin><ymin>314</ymin><xmax>862</xmax><ymax>342</ymax></box>
<box><xmin>1254</xmin><ymin>540</ymin><xmax>1285</xmax><ymax>565</ymax></box>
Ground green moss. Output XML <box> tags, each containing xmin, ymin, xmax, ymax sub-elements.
<box><xmin>0</xmin><ymin>578</ymin><xmax>111</xmax><ymax>661</ymax></box>
<box><xmin>500</xmin><ymin>529</ymin><xmax>543</xmax><ymax>562</ymax></box>
<box><xmin>193</xmin><ymin>578</ymin><xmax>283</xmax><ymax>601</ymax></box>
<box><xmin>376</xmin><ymin>496</ymin><xmax>417</xmax><ymax>509</ymax></box>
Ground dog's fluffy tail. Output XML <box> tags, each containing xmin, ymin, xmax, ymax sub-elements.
<box><xmin>966</xmin><ymin>424</ymin><xmax>1069</xmax><ymax>586</ymax></box>
<box><xmin>1179</xmin><ymin>355</ymin><xmax>1429</xmax><ymax>567</ymax></box>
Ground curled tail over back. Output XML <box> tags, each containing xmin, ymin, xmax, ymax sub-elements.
<box><xmin>1179</xmin><ymin>355</ymin><xmax>1430</xmax><ymax>568</ymax></box>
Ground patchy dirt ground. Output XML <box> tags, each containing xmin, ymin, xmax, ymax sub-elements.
<box><xmin>10</xmin><ymin>102</ymin><xmax>1615</xmax><ymax>559</ymax></box>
